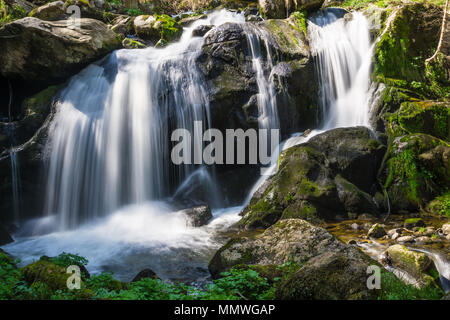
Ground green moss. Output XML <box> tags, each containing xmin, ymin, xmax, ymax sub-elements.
<box><xmin>0</xmin><ymin>0</ymin><xmax>26</xmax><ymax>26</ymax></box>
<box><xmin>426</xmin><ymin>193</ymin><xmax>450</xmax><ymax>217</ymax></box>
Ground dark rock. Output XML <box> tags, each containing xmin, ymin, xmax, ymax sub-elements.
<box><xmin>367</xmin><ymin>223</ymin><xmax>386</xmax><ymax>238</ymax></box>
<box><xmin>183</xmin><ymin>205</ymin><xmax>213</xmax><ymax>227</ymax></box>
<box><xmin>404</xmin><ymin>218</ymin><xmax>425</xmax><ymax>229</ymax></box>
<box><xmin>259</xmin><ymin>0</ymin><xmax>325</xmax><ymax>19</ymax></box>
<box><xmin>192</xmin><ymin>24</ymin><xmax>213</xmax><ymax>37</ymax></box>
<box><xmin>29</xmin><ymin>1</ymin><xmax>66</xmax><ymax>21</ymax></box>
<box><xmin>238</xmin><ymin>127</ymin><xmax>385</xmax><ymax>229</ymax></box>
<box><xmin>131</xmin><ymin>268</ymin><xmax>159</xmax><ymax>282</ymax></box>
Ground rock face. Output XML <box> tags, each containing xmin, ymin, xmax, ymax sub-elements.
<box><xmin>384</xmin><ymin>244</ymin><xmax>436</xmax><ymax>287</ymax></box>
<box><xmin>209</xmin><ymin>219</ymin><xmax>378</xmax><ymax>299</ymax></box>
<box><xmin>133</xmin><ymin>14</ymin><xmax>182</xmax><ymax>44</ymax></box>
<box><xmin>0</xmin><ymin>17</ymin><xmax>121</xmax><ymax>84</ymax></box>
<box><xmin>29</xmin><ymin>1</ymin><xmax>66</xmax><ymax>21</ymax></box>
<box><xmin>380</xmin><ymin>134</ymin><xmax>449</xmax><ymax>212</ymax></box>
<box><xmin>183</xmin><ymin>205</ymin><xmax>213</xmax><ymax>227</ymax></box>
<box><xmin>239</xmin><ymin>127</ymin><xmax>385</xmax><ymax>229</ymax></box>
<box><xmin>0</xmin><ymin>225</ymin><xmax>13</xmax><ymax>245</ymax></box>
<box><xmin>198</xmin><ymin>15</ymin><xmax>318</xmax><ymax>139</ymax></box>
<box><xmin>131</xmin><ymin>268</ymin><xmax>159</xmax><ymax>282</ymax></box>
<box><xmin>258</xmin><ymin>0</ymin><xmax>324</xmax><ymax>19</ymax></box>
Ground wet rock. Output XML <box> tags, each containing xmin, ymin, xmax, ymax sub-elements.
<box><xmin>131</xmin><ymin>268</ymin><xmax>159</xmax><ymax>282</ymax></box>
<box><xmin>0</xmin><ymin>17</ymin><xmax>121</xmax><ymax>84</ymax></box>
<box><xmin>183</xmin><ymin>205</ymin><xmax>212</xmax><ymax>227</ymax></box>
<box><xmin>29</xmin><ymin>1</ymin><xmax>65</xmax><ymax>21</ymax></box>
<box><xmin>238</xmin><ymin>127</ymin><xmax>385</xmax><ymax>229</ymax></box>
<box><xmin>384</xmin><ymin>244</ymin><xmax>436</xmax><ymax>287</ymax></box>
<box><xmin>397</xmin><ymin>235</ymin><xmax>415</xmax><ymax>243</ymax></box>
<box><xmin>122</xmin><ymin>37</ymin><xmax>146</xmax><ymax>49</ymax></box>
<box><xmin>367</xmin><ymin>223</ymin><xmax>386</xmax><ymax>238</ymax></box>
<box><xmin>404</xmin><ymin>218</ymin><xmax>425</xmax><ymax>229</ymax></box>
<box><xmin>348</xmin><ymin>239</ymin><xmax>357</xmax><ymax>245</ymax></box>
<box><xmin>192</xmin><ymin>25</ymin><xmax>213</xmax><ymax>37</ymax></box>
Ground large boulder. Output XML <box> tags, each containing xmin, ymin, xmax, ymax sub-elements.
<box><xmin>209</xmin><ymin>218</ymin><xmax>378</xmax><ymax>299</ymax></box>
<box><xmin>238</xmin><ymin>127</ymin><xmax>385</xmax><ymax>229</ymax></box>
<box><xmin>198</xmin><ymin>14</ymin><xmax>318</xmax><ymax>139</ymax></box>
<box><xmin>258</xmin><ymin>0</ymin><xmax>324</xmax><ymax>19</ymax></box>
<box><xmin>380</xmin><ymin>134</ymin><xmax>449</xmax><ymax>212</ymax></box>
<box><xmin>29</xmin><ymin>1</ymin><xmax>66</xmax><ymax>21</ymax></box>
<box><xmin>384</xmin><ymin>244</ymin><xmax>437</xmax><ymax>287</ymax></box>
<box><xmin>0</xmin><ymin>17</ymin><xmax>121</xmax><ymax>84</ymax></box>
<box><xmin>183</xmin><ymin>205</ymin><xmax>213</xmax><ymax>227</ymax></box>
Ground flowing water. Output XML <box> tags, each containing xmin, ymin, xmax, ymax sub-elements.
<box><xmin>308</xmin><ymin>8</ymin><xmax>373</xmax><ymax>129</ymax></box>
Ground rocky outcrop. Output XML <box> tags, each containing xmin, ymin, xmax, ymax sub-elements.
<box><xmin>258</xmin><ymin>0</ymin><xmax>324</xmax><ymax>19</ymax></box>
<box><xmin>209</xmin><ymin>218</ymin><xmax>378</xmax><ymax>299</ymax></box>
<box><xmin>380</xmin><ymin>133</ymin><xmax>449</xmax><ymax>213</ymax></box>
<box><xmin>0</xmin><ymin>17</ymin><xmax>121</xmax><ymax>84</ymax></box>
<box><xmin>198</xmin><ymin>14</ymin><xmax>318</xmax><ymax>138</ymax></box>
<box><xmin>238</xmin><ymin>127</ymin><xmax>385</xmax><ymax>229</ymax></box>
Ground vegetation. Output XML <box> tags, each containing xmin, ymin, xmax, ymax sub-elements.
<box><xmin>0</xmin><ymin>0</ymin><xmax>26</xmax><ymax>26</ymax></box>
<box><xmin>1</xmin><ymin>251</ymin><xmax>444</xmax><ymax>300</ymax></box>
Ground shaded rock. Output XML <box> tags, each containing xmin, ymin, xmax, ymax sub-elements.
<box><xmin>131</xmin><ymin>268</ymin><xmax>159</xmax><ymax>282</ymax></box>
<box><xmin>0</xmin><ymin>225</ymin><xmax>13</xmax><ymax>245</ymax></box>
<box><xmin>110</xmin><ymin>15</ymin><xmax>133</xmax><ymax>37</ymax></box>
<box><xmin>335</xmin><ymin>174</ymin><xmax>378</xmax><ymax>215</ymax></box>
<box><xmin>192</xmin><ymin>24</ymin><xmax>213</xmax><ymax>37</ymax></box>
<box><xmin>381</xmin><ymin>134</ymin><xmax>450</xmax><ymax>212</ymax></box>
<box><xmin>404</xmin><ymin>218</ymin><xmax>425</xmax><ymax>229</ymax></box>
<box><xmin>209</xmin><ymin>218</ymin><xmax>376</xmax><ymax>281</ymax></box>
<box><xmin>133</xmin><ymin>14</ymin><xmax>182</xmax><ymax>44</ymax></box>
<box><xmin>64</xmin><ymin>0</ymin><xmax>104</xmax><ymax>21</ymax></box>
<box><xmin>183</xmin><ymin>205</ymin><xmax>212</xmax><ymax>227</ymax></box>
<box><xmin>415</xmin><ymin>236</ymin><xmax>432</xmax><ymax>244</ymax></box>
<box><xmin>275</xmin><ymin>249</ymin><xmax>378</xmax><ymax>300</ymax></box>
<box><xmin>29</xmin><ymin>1</ymin><xmax>65</xmax><ymax>21</ymax></box>
<box><xmin>0</xmin><ymin>17</ymin><xmax>121</xmax><ymax>84</ymax></box>
<box><xmin>367</xmin><ymin>223</ymin><xmax>386</xmax><ymax>238</ymax></box>
<box><xmin>259</xmin><ymin>0</ymin><xmax>324</xmax><ymax>19</ymax></box>
<box><xmin>384</xmin><ymin>244</ymin><xmax>436</xmax><ymax>287</ymax></box>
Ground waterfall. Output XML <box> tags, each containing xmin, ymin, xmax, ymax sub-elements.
<box><xmin>308</xmin><ymin>8</ymin><xmax>373</xmax><ymax>129</ymax></box>
<box><xmin>44</xmin><ymin>10</ymin><xmax>245</xmax><ymax>230</ymax></box>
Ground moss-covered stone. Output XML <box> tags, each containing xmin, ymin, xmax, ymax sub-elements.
<box><xmin>133</xmin><ymin>13</ymin><xmax>182</xmax><ymax>44</ymax></box>
<box><xmin>425</xmin><ymin>193</ymin><xmax>450</xmax><ymax>218</ymax></box>
<box><xmin>385</xmin><ymin>244</ymin><xmax>438</xmax><ymax>288</ymax></box>
<box><xmin>404</xmin><ymin>217</ymin><xmax>425</xmax><ymax>229</ymax></box>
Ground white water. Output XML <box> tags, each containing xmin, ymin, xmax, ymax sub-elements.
<box><xmin>43</xmin><ymin>10</ymin><xmax>245</xmax><ymax>230</ymax></box>
<box><xmin>308</xmin><ymin>9</ymin><xmax>373</xmax><ymax>129</ymax></box>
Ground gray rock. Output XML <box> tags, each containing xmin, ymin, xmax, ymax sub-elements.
<box><xmin>192</xmin><ymin>25</ymin><xmax>213</xmax><ymax>37</ymax></box>
<box><xmin>183</xmin><ymin>205</ymin><xmax>212</xmax><ymax>227</ymax></box>
<box><xmin>397</xmin><ymin>235</ymin><xmax>415</xmax><ymax>243</ymax></box>
<box><xmin>258</xmin><ymin>0</ymin><xmax>324</xmax><ymax>19</ymax></box>
<box><xmin>0</xmin><ymin>17</ymin><xmax>121</xmax><ymax>83</ymax></box>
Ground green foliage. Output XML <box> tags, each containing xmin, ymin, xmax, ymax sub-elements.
<box><xmin>154</xmin><ymin>14</ymin><xmax>181</xmax><ymax>41</ymax></box>
<box><xmin>378</xmin><ymin>270</ymin><xmax>444</xmax><ymax>300</ymax></box>
<box><xmin>426</xmin><ymin>193</ymin><xmax>450</xmax><ymax>217</ymax></box>
<box><xmin>49</xmin><ymin>252</ymin><xmax>88</xmax><ymax>268</ymax></box>
<box><xmin>125</xmin><ymin>8</ymin><xmax>145</xmax><ymax>16</ymax></box>
<box><xmin>0</xmin><ymin>0</ymin><xmax>26</xmax><ymax>25</ymax></box>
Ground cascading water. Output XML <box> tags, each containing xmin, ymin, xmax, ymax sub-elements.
<box><xmin>308</xmin><ymin>9</ymin><xmax>373</xmax><ymax>129</ymax></box>
<box><xmin>44</xmin><ymin>11</ymin><xmax>245</xmax><ymax>230</ymax></box>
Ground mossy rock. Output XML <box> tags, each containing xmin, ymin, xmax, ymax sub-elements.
<box><xmin>275</xmin><ymin>248</ymin><xmax>379</xmax><ymax>300</ymax></box>
<box><xmin>385</xmin><ymin>244</ymin><xmax>438</xmax><ymax>288</ymax></box>
<box><xmin>425</xmin><ymin>193</ymin><xmax>450</xmax><ymax>218</ymax></box>
<box><xmin>133</xmin><ymin>14</ymin><xmax>182</xmax><ymax>44</ymax></box>
<box><xmin>382</xmin><ymin>133</ymin><xmax>450</xmax><ymax>212</ymax></box>
<box><xmin>404</xmin><ymin>217</ymin><xmax>425</xmax><ymax>229</ymax></box>
<box><xmin>397</xmin><ymin>101</ymin><xmax>450</xmax><ymax>141</ymax></box>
